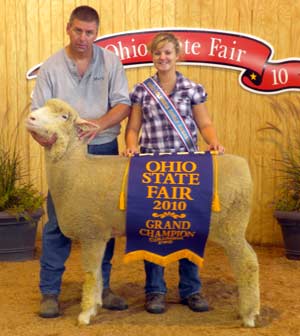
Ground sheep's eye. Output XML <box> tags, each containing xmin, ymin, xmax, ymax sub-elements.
<box><xmin>61</xmin><ymin>114</ymin><xmax>69</xmax><ymax>120</ymax></box>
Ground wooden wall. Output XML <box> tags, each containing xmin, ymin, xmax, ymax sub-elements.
<box><xmin>1</xmin><ymin>0</ymin><xmax>299</xmax><ymax>245</ymax></box>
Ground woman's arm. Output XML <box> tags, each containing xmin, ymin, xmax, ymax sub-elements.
<box><xmin>124</xmin><ymin>103</ymin><xmax>143</xmax><ymax>156</ymax></box>
<box><xmin>192</xmin><ymin>103</ymin><xmax>224</xmax><ymax>153</ymax></box>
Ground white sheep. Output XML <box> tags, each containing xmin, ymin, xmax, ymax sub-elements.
<box><xmin>26</xmin><ymin>99</ymin><xmax>260</xmax><ymax>327</ymax></box>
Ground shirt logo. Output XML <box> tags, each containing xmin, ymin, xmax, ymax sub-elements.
<box><xmin>93</xmin><ymin>76</ymin><xmax>104</xmax><ymax>81</ymax></box>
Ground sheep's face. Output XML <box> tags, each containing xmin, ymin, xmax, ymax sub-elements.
<box><xmin>26</xmin><ymin>99</ymin><xmax>81</xmax><ymax>161</ymax></box>
<box><xmin>26</xmin><ymin>100</ymin><xmax>78</xmax><ymax>139</ymax></box>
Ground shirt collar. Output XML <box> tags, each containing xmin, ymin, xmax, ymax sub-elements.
<box><xmin>153</xmin><ymin>71</ymin><xmax>192</xmax><ymax>92</ymax></box>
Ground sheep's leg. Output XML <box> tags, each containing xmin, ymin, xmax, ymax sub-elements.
<box><xmin>78</xmin><ymin>239</ymin><xmax>106</xmax><ymax>326</ymax></box>
<box><xmin>221</xmin><ymin>237</ymin><xmax>260</xmax><ymax>327</ymax></box>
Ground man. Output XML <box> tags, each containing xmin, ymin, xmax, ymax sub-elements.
<box><xmin>31</xmin><ymin>5</ymin><xmax>131</xmax><ymax>318</ymax></box>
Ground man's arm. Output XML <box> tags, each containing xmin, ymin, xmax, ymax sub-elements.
<box><xmin>77</xmin><ymin>103</ymin><xmax>130</xmax><ymax>141</ymax></box>
<box><xmin>78</xmin><ymin>54</ymin><xmax>131</xmax><ymax>141</ymax></box>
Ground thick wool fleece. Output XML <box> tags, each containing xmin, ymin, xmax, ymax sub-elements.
<box><xmin>26</xmin><ymin>99</ymin><xmax>260</xmax><ymax>327</ymax></box>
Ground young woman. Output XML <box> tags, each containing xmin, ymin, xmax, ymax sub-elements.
<box><xmin>125</xmin><ymin>32</ymin><xmax>224</xmax><ymax>314</ymax></box>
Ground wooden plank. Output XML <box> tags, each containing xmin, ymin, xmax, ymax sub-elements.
<box><xmin>50</xmin><ymin>0</ymin><xmax>64</xmax><ymax>53</ymax></box>
<box><xmin>197</xmin><ymin>0</ymin><xmax>214</xmax><ymax>135</ymax></box>
<box><xmin>223</xmin><ymin>0</ymin><xmax>242</xmax><ymax>156</ymax></box>
<box><xmin>111</xmin><ymin>0</ymin><xmax>129</xmax><ymax>152</ymax></box>
<box><xmin>163</xmin><ymin>0</ymin><xmax>175</xmax><ymax>27</ymax></box>
<box><xmin>210</xmin><ymin>0</ymin><xmax>228</xmax><ymax>155</ymax></box>
<box><xmin>291</xmin><ymin>0</ymin><xmax>300</xmax><ymax>57</ymax></box>
<box><xmin>246</xmin><ymin>0</ymin><xmax>269</xmax><ymax>244</ymax></box>
<box><xmin>26</xmin><ymin>0</ymin><xmax>45</xmax><ymax>204</ymax></box>
<box><xmin>112</xmin><ymin>0</ymin><xmax>125</xmax><ymax>32</ymax></box>
<box><xmin>124</xmin><ymin>0</ymin><xmax>138</xmax><ymax>93</ymax></box>
<box><xmin>136</xmin><ymin>0</ymin><xmax>152</xmax><ymax>96</ymax></box>
<box><xmin>63</xmin><ymin>0</ymin><xmax>76</xmax><ymax>45</ymax></box>
<box><xmin>150</xmin><ymin>0</ymin><xmax>163</xmax><ymax>27</ymax></box>
<box><xmin>252</xmin><ymin>0</ymin><xmax>280</xmax><ymax>245</ymax></box>
<box><xmin>265</xmin><ymin>0</ymin><xmax>293</xmax><ymax>245</ymax></box>
<box><xmin>175</xmin><ymin>0</ymin><xmax>188</xmax><ymax>27</ymax></box>
<box><xmin>6</xmin><ymin>0</ymin><xmax>18</xmax><ymax>130</ymax></box>
<box><xmin>0</xmin><ymin>0</ymin><xmax>8</xmax><ymax>123</ymax></box>
<box><xmin>238</xmin><ymin>0</ymin><xmax>261</xmax><ymax>244</ymax></box>
<box><xmin>16</xmin><ymin>0</ymin><xmax>30</xmax><ymax>184</ymax></box>
<box><xmin>185</xmin><ymin>0</ymin><xmax>202</xmax><ymax>105</ymax></box>
<box><xmin>175</xmin><ymin>0</ymin><xmax>195</xmax><ymax>120</ymax></box>
<box><xmin>38</xmin><ymin>0</ymin><xmax>52</xmax><ymax>65</ymax></box>
<box><xmin>99</xmin><ymin>0</ymin><xmax>113</xmax><ymax>36</ymax></box>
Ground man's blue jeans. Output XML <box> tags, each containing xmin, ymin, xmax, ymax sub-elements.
<box><xmin>40</xmin><ymin>139</ymin><xmax>118</xmax><ymax>295</ymax></box>
<box><xmin>144</xmin><ymin>259</ymin><xmax>201</xmax><ymax>299</ymax></box>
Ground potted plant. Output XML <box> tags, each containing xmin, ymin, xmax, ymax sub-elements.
<box><xmin>259</xmin><ymin>97</ymin><xmax>300</xmax><ymax>260</ymax></box>
<box><xmin>0</xmin><ymin>107</ymin><xmax>44</xmax><ymax>261</ymax></box>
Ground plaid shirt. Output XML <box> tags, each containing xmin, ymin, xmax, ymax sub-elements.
<box><xmin>130</xmin><ymin>72</ymin><xmax>207</xmax><ymax>153</ymax></box>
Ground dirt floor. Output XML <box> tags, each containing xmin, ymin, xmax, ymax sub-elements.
<box><xmin>0</xmin><ymin>238</ymin><xmax>299</xmax><ymax>336</ymax></box>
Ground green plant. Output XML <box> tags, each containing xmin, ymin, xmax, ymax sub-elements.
<box><xmin>258</xmin><ymin>97</ymin><xmax>300</xmax><ymax>212</ymax></box>
<box><xmin>0</xmin><ymin>108</ymin><xmax>44</xmax><ymax>219</ymax></box>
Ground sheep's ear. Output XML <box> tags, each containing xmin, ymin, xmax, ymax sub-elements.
<box><xmin>75</xmin><ymin>117</ymin><xmax>100</xmax><ymax>133</ymax></box>
<box><xmin>75</xmin><ymin>117</ymin><xmax>87</xmax><ymax>125</ymax></box>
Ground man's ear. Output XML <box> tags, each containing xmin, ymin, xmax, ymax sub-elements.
<box><xmin>66</xmin><ymin>22</ymin><xmax>71</xmax><ymax>35</ymax></box>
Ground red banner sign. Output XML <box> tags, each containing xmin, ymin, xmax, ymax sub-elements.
<box><xmin>26</xmin><ymin>28</ymin><xmax>300</xmax><ymax>95</ymax></box>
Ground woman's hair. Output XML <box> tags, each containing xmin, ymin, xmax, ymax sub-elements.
<box><xmin>149</xmin><ymin>32</ymin><xmax>181</xmax><ymax>55</ymax></box>
<box><xmin>69</xmin><ymin>5</ymin><xmax>100</xmax><ymax>27</ymax></box>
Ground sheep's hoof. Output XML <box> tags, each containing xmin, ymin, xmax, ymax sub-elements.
<box><xmin>242</xmin><ymin>318</ymin><xmax>255</xmax><ymax>328</ymax></box>
<box><xmin>78</xmin><ymin>313</ymin><xmax>90</xmax><ymax>326</ymax></box>
<box><xmin>78</xmin><ymin>307</ymin><xmax>97</xmax><ymax>326</ymax></box>
<box><xmin>242</xmin><ymin>313</ymin><xmax>259</xmax><ymax>328</ymax></box>
<box><xmin>96</xmin><ymin>296</ymin><xmax>102</xmax><ymax>306</ymax></box>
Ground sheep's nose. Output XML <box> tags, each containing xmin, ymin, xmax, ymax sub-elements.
<box><xmin>29</xmin><ymin>115</ymin><xmax>36</xmax><ymax>121</ymax></box>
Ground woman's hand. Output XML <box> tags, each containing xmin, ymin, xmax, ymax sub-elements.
<box><xmin>208</xmin><ymin>143</ymin><xmax>225</xmax><ymax>154</ymax></box>
<box><xmin>123</xmin><ymin>147</ymin><xmax>139</xmax><ymax>157</ymax></box>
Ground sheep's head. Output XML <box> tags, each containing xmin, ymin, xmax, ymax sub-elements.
<box><xmin>26</xmin><ymin>99</ymin><xmax>84</xmax><ymax>161</ymax></box>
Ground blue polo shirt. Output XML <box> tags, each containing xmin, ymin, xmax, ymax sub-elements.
<box><xmin>31</xmin><ymin>45</ymin><xmax>131</xmax><ymax>145</ymax></box>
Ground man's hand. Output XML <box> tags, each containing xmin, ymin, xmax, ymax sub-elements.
<box><xmin>30</xmin><ymin>132</ymin><xmax>57</xmax><ymax>148</ymax></box>
<box><xmin>76</xmin><ymin>119</ymin><xmax>101</xmax><ymax>143</ymax></box>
